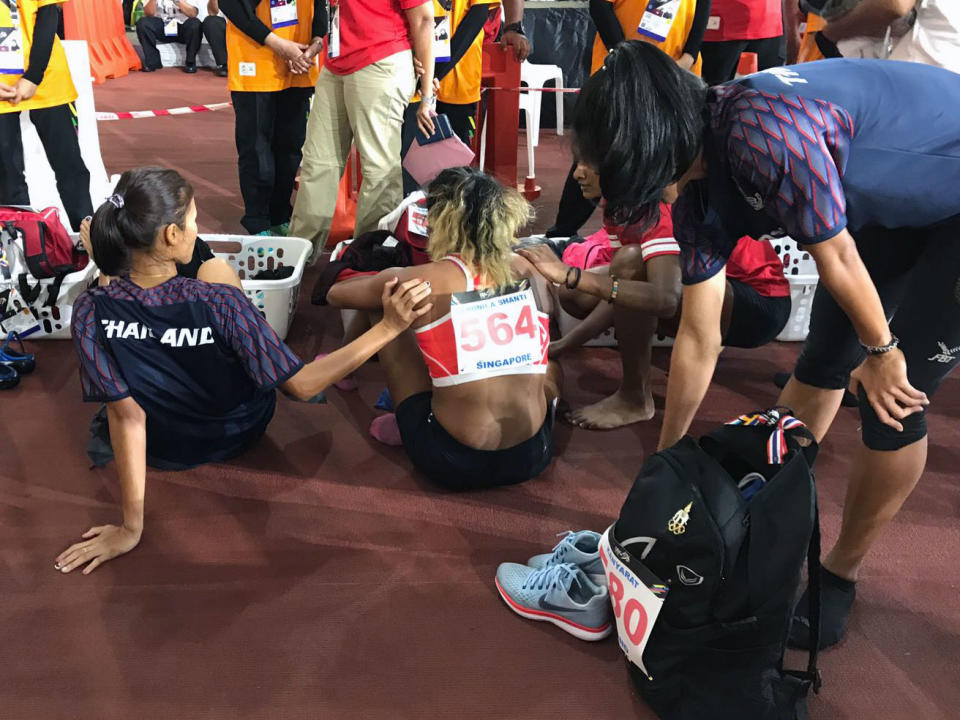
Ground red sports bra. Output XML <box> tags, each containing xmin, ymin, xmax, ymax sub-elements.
<box><xmin>414</xmin><ymin>256</ymin><xmax>550</xmax><ymax>387</ymax></box>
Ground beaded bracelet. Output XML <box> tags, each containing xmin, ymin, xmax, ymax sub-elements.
<box><xmin>608</xmin><ymin>276</ymin><xmax>620</xmax><ymax>304</ymax></box>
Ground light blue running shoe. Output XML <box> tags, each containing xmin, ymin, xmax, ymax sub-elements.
<box><xmin>495</xmin><ymin>562</ymin><xmax>612</xmax><ymax>641</ymax></box>
<box><xmin>527</xmin><ymin>530</ymin><xmax>605</xmax><ymax>586</ymax></box>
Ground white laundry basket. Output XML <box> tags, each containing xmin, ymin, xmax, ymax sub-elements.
<box><xmin>0</xmin><ymin>258</ymin><xmax>99</xmax><ymax>340</ymax></box>
<box><xmin>765</xmin><ymin>236</ymin><xmax>819</xmax><ymax>342</ymax></box>
<box><xmin>204</xmin><ymin>235</ymin><xmax>312</xmax><ymax>341</ymax></box>
<box><xmin>768</xmin><ymin>236</ymin><xmax>818</xmax><ymax>277</ymax></box>
<box><xmin>776</xmin><ymin>274</ymin><xmax>818</xmax><ymax>342</ymax></box>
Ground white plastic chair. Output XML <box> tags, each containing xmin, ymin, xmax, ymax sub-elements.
<box><xmin>519</xmin><ymin>60</ymin><xmax>564</xmax><ymax>147</ymax></box>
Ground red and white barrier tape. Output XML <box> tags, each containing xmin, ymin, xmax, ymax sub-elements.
<box><xmin>482</xmin><ymin>86</ymin><xmax>581</xmax><ymax>93</ymax></box>
<box><xmin>94</xmin><ymin>86</ymin><xmax>578</xmax><ymax>121</ymax></box>
<box><xmin>96</xmin><ymin>101</ymin><xmax>232</xmax><ymax>121</ymax></box>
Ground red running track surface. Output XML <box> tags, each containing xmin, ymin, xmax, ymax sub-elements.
<box><xmin>2</xmin><ymin>70</ymin><xmax>958</xmax><ymax>719</ymax></box>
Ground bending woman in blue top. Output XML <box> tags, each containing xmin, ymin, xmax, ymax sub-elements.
<box><xmin>572</xmin><ymin>42</ymin><xmax>960</xmax><ymax>648</ymax></box>
<box><xmin>56</xmin><ymin>167</ymin><xmax>432</xmax><ymax>575</ymax></box>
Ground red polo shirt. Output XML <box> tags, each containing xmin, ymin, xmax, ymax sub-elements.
<box><xmin>324</xmin><ymin>0</ymin><xmax>430</xmax><ymax>75</ymax></box>
<box><xmin>704</xmin><ymin>0</ymin><xmax>783</xmax><ymax>42</ymax></box>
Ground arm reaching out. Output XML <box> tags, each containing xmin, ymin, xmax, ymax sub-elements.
<box><xmin>282</xmin><ymin>279</ymin><xmax>433</xmax><ymax>400</ymax></box>
<box><xmin>518</xmin><ymin>244</ymin><xmax>680</xmax><ymax>318</ymax></box>
<box><xmin>657</xmin><ymin>268</ymin><xmax>726</xmax><ymax>450</ymax></box>
<box><xmin>55</xmin><ymin>398</ymin><xmax>146</xmax><ymax>574</ymax></box>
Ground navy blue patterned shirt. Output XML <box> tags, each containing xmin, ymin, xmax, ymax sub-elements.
<box><xmin>72</xmin><ymin>276</ymin><xmax>304</xmax><ymax>468</ymax></box>
<box><xmin>677</xmin><ymin>59</ymin><xmax>960</xmax><ymax>284</ymax></box>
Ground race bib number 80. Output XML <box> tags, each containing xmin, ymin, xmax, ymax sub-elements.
<box><xmin>450</xmin><ymin>283</ymin><xmax>542</xmax><ymax>376</ymax></box>
<box><xmin>599</xmin><ymin>524</ymin><xmax>669</xmax><ymax>678</ymax></box>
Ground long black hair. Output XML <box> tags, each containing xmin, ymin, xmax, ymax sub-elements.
<box><xmin>572</xmin><ymin>41</ymin><xmax>707</xmax><ymax>230</ymax></box>
<box><xmin>90</xmin><ymin>167</ymin><xmax>194</xmax><ymax>276</ymax></box>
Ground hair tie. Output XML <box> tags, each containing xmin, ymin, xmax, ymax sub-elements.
<box><xmin>108</xmin><ymin>194</ymin><xmax>124</xmax><ymax>210</ymax></box>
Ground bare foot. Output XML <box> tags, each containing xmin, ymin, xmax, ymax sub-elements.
<box><xmin>564</xmin><ymin>389</ymin><xmax>655</xmax><ymax>430</ymax></box>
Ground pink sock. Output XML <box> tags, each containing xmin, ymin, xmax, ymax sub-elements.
<box><xmin>369</xmin><ymin>413</ymin><xmax>403</xmax><ymax>446</ymax></box>
<box><xmin>314</xmin><ymin>353</ymin><xmax>359</xmax><ymax>391</ymax></box>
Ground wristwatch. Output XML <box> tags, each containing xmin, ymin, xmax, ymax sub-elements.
<box><xmin>503</xmin><ymin>21</ymin><xmax>526</xmax><ymax>36</ymax></box>
<box><xmin>862</xmin><ymin>334</ymin><xmax>899</xmax><ymax>356</ymax></box>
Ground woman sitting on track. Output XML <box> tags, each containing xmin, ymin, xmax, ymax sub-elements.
<box><xmin>520</xmin><ymin>160</ymin><xmax>790</xmax><ymax>430</ymax></box>
<box><xmin>56</xmin><ymin>167</ymin><xmax>431</xmax><ymax>575</ymax></box>
<box><xmin>328</xmin><ymin>166</ymin><xmax>560</xmax><ymax>491</ymax></box>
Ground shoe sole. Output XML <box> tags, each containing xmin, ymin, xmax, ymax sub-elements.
<box><xmin>495</xmin><ymin>578</ymin><xmax>612</xmax><ymax>642</ymax></box>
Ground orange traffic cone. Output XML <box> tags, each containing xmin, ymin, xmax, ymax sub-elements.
<box><xmin>329</xmin><ymin>148</ymin><xmax>362</xmax><ymax>246</ymax></box>
<box><xmin>736</xmin><ymin>52</ymin><xmax>759</xmax><ymax>77</ymax></box>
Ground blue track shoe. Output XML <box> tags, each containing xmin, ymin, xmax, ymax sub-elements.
<box><xmin>0</xmin><ymin>363</ymin><xmax>19</xmax><ymax>390</ymax></box>
<box><xmin>527</xmin><ymin>530</ymin><xmax>605</xmax><ymax>586</ymax></box>
<box><xmin>495</xmin><ymin>562</ymin><xmax>612</xmax><ymax>641</ymax></box>
<box><xmin>0</xmin><ymin>332</ymin><xmax>35</xmax><ymax>375</ymax></box>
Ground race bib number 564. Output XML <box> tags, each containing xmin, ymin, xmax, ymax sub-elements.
<box><xmin>599</xmin><ymin>525</ymin><xmax>669</xmax><ymax>678</ymax></box>
<box><xmin>450</xmin><ymin>285</ymin><xmax>542</xmax><ymax>375</ymax></box>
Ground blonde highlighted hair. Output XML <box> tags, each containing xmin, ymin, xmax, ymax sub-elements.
<box><xmin>426</xmin><ymin>167</ymin><xmax>532</xmax><ymax>289</ymax></box>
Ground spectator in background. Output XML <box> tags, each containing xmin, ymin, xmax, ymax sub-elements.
<box><xmin>290</xmin><ymin>0</ymin><xmax>436</xmax><ymax>261</ymax></box>
<box><xmin>400</xmin><ymin>0</ymin><xmax>499</xmax><ymax>195</ymax></box>
<box><xmin>432</xmin><ymin>0</ymin><xmax>501</xmax><ymax>144</ymax></box>
<box><xmin>590</xmin><ymin>0</ymin><xmax>708</xmax><ymax>74</ymax></box>
<box><xmin>546</xmin><ymin>0</ymin><xmax>710</xmax><ymax>238</ymax></box>
<box><xmin>814</xmin><ymin>0</ymin><xmax>959</xmax><ymax>72</ymax></box>
<box><xmin>700</xmin><ymin>0</ymin><xmax>785</xmax><ymax>84</ymax></box>
<box><xmin>484</xmin><ymin>0</ymin><xmax>530</xmax><ymax>60</ymax></box>
<box><xmin>203</xmin><ymin>0</ymin><xmax>228</xmax><ymax>76</ymax></box>
<box><xmin>219</xmin><ymin>0</ymin><xmax>324</xmax><ymax>236</ymax></box>
<box><xmin>0</xmin><ymin>0</ymin><xmax>93</xmax><ymax>231</ymax></box>
<box><xmin>137</xmin><ymin>0</ymin><xmax>204</xmax><ymax>73</ymax></box>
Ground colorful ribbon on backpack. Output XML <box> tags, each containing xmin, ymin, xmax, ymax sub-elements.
<box><xmin>726</xmin><ymin>409</ymin><xmax>806</xmax><ymax>464</ymax></box>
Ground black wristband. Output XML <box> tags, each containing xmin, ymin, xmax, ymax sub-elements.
<box><xmin>564</xmin><ymin>266</ymin><xmax>581</xmax><ymax>290</ymax></box>
<box><xmin>503</xmin><ymin>21</ymin><xmax>525</xmax><ymax>36</ymax></box>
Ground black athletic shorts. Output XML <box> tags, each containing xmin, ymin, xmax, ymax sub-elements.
<box><xmin>794</xmin><ymin>222</ymin><xmax>960</xmax><ymax>450</ymax></box>
<box><xmin>723</xmin><ymin>279</ymin><xmax>791</xmax><ymax>349</ymax></box>
<box><xmin>395</xmin><ymin>391</ymin><xmax>554</xmax><ymax>490</ymax></box>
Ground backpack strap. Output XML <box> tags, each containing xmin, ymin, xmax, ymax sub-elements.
<box><xmin>17</xmin><ymin>274</ymin><xmax>42</xmax><ymax>305</ymax></box>
<box><xmin>726</xmin><ymin>407</ymin><xmax>818</xmax><ymax>465</ymax></box>
<box><xmin>43</xmin><ymin>273</ymin><xmax>67</xmax><ymax>308</ymax></box>
<box><xmin>805</xmin><ymin>504</ymin><xmax>823</xmax><ymax>692</ymax></box>
<box><xmin>782</xmin><ymin>503</ymin><xmax>823</xmax><ymax>694</ymax></box>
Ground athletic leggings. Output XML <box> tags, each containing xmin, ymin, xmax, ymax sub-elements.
<box><xmin>794</xmin><ymin>222</ymin><xmax>960</xmax><ymax>450</ymax></box>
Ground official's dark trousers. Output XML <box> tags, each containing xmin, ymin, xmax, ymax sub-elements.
<box><xmin>0</xmin><ymin>102</ymin><xmax>93</xmax><ymax>230</ymax></box>
<box><xmin>232</xmin><ymin>87</ymin><xmax>313</xmax><ymax>234</ymax></box>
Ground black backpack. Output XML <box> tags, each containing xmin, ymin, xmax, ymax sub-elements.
<box><xmin>611</xmin><ymin>408</ymin><xmax>822</xmax><ymax>720</ymax></box>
